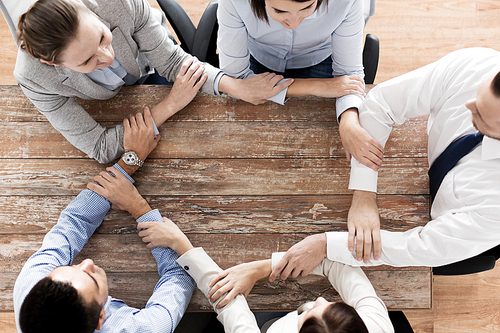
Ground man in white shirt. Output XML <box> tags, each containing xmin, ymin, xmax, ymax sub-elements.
<box><xmin>269</xmin><ymin>48</ymin><xmax>500</xmax><ymax>278</ymax></box>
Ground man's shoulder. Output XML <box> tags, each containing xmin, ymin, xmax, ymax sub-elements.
<box><xmin>443</xmin><ymin>47</ymin><xmax>500</xmax><ymax>66</ymax></box>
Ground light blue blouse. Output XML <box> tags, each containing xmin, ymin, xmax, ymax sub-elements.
<box><xmin>217</xmin><ymin>0</ymin><xmax>365</xmax><ymax>118</ymax></box>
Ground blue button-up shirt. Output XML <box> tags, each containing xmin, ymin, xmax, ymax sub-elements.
<box><xmin>13</xmin><ymin>164</ymin><xmax>195</xmax><ymax>333</ymax></box>
<box><xmin>217</xmin><ymin>0</ymin><xmax>365</xmax><ymax>117</ymax></box>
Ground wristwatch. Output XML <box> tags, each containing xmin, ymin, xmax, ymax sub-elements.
<box><xmin>121</xmin><ymin>151</ymin><xmax>144</xmax><ymax>167</ymax></box>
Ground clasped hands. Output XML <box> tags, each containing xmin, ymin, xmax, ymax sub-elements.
<box><xmin>86</xmin><ymin>62</ymin><xmax>384</xmax><ymax>309</ymax></box>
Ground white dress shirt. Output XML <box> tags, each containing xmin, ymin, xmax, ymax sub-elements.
<box><xmin>327</xmin><ymin>47</ymin><xmax>500</xmax><ymax>267</ymax></box>
<box><xmin>177</xmin><ymin>248</ymin><xmax>393</xmax><ymax>333</ymax></box>
<box><xmin>217</xmin><ymin>0</ymin><xmax>364</xmax><ymax>116</ymax></box>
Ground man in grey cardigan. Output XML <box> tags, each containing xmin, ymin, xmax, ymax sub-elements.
<box><xmin>15</xmin><ymin>0</ymin><xmax>291</xmax><ymax>163</ymax></box>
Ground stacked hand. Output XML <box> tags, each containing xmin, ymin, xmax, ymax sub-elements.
<box><xmin>123</xmin><ymin>106</ymin><xmax>161</xmax><ymax>162</ymax></box>
<box><xmin>269</xmin><ymin>233</ymin><xmax>327</xmax><ymax>282</ymax></box>
<box><xmin>339</xmin><ymin>109</ymin><xmax>384</xmax><ymax>171</ymax></box>
<box><xmin>137</xmin><ymin>217</ymin><xmax>194</xmax><ymax>256</ymax></box>
<box><xmin>348</xmin><ymin>190</ymin><xmax>381</xmax><ymax>263</ymax></box>
<box><xmin>219</xmin><ymin>72</ymin><xmax>293</xmax><ymax>105</ymax></box>
<box><xmin>207</xmin><ymin>260</ymin><xmax>270</xmax><ymax>308</ymax></box>
<box><xmin>87</xmin><ymin>167</ymin><xmax>150</xmax><ymax>219</ymax></box>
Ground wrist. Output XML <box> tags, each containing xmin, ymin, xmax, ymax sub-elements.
<box><xmin>117</xmin><ymin>159</ymin><xmax>139</xmax><ymax>176</ymax></box>
<box><xmin>218</xmin><ymin>75</ymin><xmax>239</xmax><ymax>97</ymax></box>
<box><xmin>250</xmin><ymin>259</ymin><xmax>272</xmax><ymax>281</ymax></box>
<box><xmin>151</xmin><ymin>98</ymin><xmax>178</xmax><ymax>127</ymax></box>
<box><xmin>129</xmin><ymin>199</ymin><xmax>152</xmax><ymax>220</ymax></box>
<box><xmin>176</xmin><ymin>242</ymin><xmax>195</xmax><ymax>256</ymax></box>
<box><xmin>339</xmin><ymin>108</ymin><xmax>359</xmax><ymax>127</ymax></box>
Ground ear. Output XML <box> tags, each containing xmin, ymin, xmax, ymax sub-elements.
<box><xmin>95</xmin><ymin>309</ymin><xmax>106</xmax><ymax>330</ymax></box>
<box><xmin>39</xmin><ymin>59</ymin><xmax>58</xmax><ymax>66</ymax></box>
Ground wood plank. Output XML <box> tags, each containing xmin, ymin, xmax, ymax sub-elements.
<box><xmin>0</xmin><ymin>195</ymin><xmax>429</xmax><ymax>235</ymax></box>
<box><xmin>0</xmin><ymin>119</ymin><xmax>428</xmax><ymax>159</ymax></box>
<box><xmin>0</xmin><ymin>233</ymin><xmax>429</xmax><ymax>273</ymax></box>
<box><xmin>0</xmin><ymin>85</ymin><xmax>374</xmax><ymax>122</ymax></box>
<box><xmin>0</xmin><ymin>311</ymin><xmax>16</xmax><ymax>333</ymax></box>
<box><xmin>0</xmin><ymin>158</ymin><xmax>428</xmax><ymax>196</ymax></box>
<box><xmin>0</xmin><ymin>268</ymin><xmax>431</xmax><ymax>312</ymax></box>
<box><xmin>431</xmin><ymin>262</ymin><xmax>500</xmax><ymax>332</ymax></box>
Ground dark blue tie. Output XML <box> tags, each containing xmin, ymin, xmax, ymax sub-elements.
<box><xmin>428</xmin><ymin>132</ymin><xmax>484</xmax><ymax>203</ymax></box>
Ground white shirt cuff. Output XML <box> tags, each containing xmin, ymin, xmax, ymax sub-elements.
<box><xmin>266</xmin><ymin>79</ymin><xmax>291</xmax><ymax>105</ymax></box>
<box><xmin>336</xmin><ymin>94</ymin><xmax>363</xmax><ymax>122</ymax></box>
<box><xmin>326</xmin><ymin>232</ymin><xmax>360</xmax><ymax>265</ymax></box>
<box><xmin>349</xmin><ymin>158</ymin><xmax>378</xmax><ymax>192</ymax></box>
<box><xmin>271</xmin><ymin>252</ymin><xmax>286</xmax><ymax>269</ymax></box>
<box><xmin>213</xmin><ymin>71</ymin><xmax>224</xmax><ymax>95</ymax></box>
<box><xmin>150</xmin><ymin>116</ymin><xmax>160</xmax><ymax>137</ymax></box>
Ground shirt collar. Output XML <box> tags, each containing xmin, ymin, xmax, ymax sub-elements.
<box><xmin>103</xmin><ymin>296</ymin><xmax>112</xmax><ymax>322</ymax></box>
<box><xmin>267</xmin><ymin>311</ymin><xmax>299</xmax><ymax>333</ymax></box>
<box><xmin>304</xmin><ymin>10</ymin><xmax>317</xmax><ymax>20</ymax></box>
<box><xmin>481</xmin><ymin>135</ymin><xmax>500</xmax><ymax>160</ymax></box>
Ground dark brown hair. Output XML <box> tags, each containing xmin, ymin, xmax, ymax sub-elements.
<box><xmin>20</xmin><ymin>277</ymin><xmax>102</xmax><ymax>333</ymax></box>
<box><xmin>491</xmin><ymin>70</ymin><xmax>500</xmax><ymax>98</ymax></box>
<box><xmin>250</xmin><ymin>0</ymin><xmax>327</xmax><ymax>23</ymax></box>
<box><xmin>17</xmin><ymin>0</ymin><xmax>80</xmax><ymax>63</ymax></box>
<box><xmin>299</xmin><ymin>302</ymin><xmax>369</xmax><ymax>333</ymax></box>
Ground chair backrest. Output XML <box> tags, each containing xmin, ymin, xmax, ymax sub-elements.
<box><xmin>0</xmin><ymin>0</ymin><xmax>37</xmax><ymax>45</ymax></box>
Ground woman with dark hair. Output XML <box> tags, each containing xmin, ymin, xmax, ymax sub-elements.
<box><xmin>217</xmin><ymin>0</ymin><xmax>384</xmax><ymax>171</ymax></box>
<box><xmin>137</xmin><ymin>221</ymin><xmax>394</xmax><ymax>333</ymax></box>
<box><xmin>15</xmin><ymin>0</ymin><xmax>291</xmax><ymax>163</ymax></box>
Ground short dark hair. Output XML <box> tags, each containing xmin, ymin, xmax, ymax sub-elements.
<box><xmin>491</xmin><ymin>70</ymin><xmax>500</xmax><ymax>98</ymax></box>
<box><xmin>299</xmin><ymin>302</ymin><xmax>369</xmax><ymax>333</ymax></box>
<box><xmin>19</xmin><ymin>277</ymin><xmax>102</xmax><ymax>333</ymax></box>
<box><xmin>17</xmin><ymin>0</ymin><xmax>80</xmax><ymax>63</ymax></box>
<box><xmin>250</xmin><ymin>0</ymin><xmax>327</xmax><ymax>24</ymax></box>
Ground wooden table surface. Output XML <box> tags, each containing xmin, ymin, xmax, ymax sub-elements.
<box><xmin>0</xmin><ymin>85</ymin><xmax>431</xmax><ymax>311</ymax></box>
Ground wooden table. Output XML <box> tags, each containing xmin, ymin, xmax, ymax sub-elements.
<box><xmin>0</xmin><ymin>85</ymin><xmax>431</xmax><ymax>312</ymax></box>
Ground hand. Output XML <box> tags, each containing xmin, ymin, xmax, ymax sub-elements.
<box><xmin>219</xmin><ymin>73</ymin><xmax>294</xmax><ymax>105</ymax></box>
<box><xmin>169</xmin><ymin>58</ymin><xmax>208</xmax><ymax>110</ymax></box>
<box><xmin>151</xmin><ymin>58</ymin><xmax>208</xmax><ymax>126</ymax></box>
<box><xmin>269</xmin><ymin>233</ymin><xmax>326</xmax><ymax>282</ymax></box>
<box><xmin>207</xmin><ymin>260</ymin><xmax>271</xmax><ymax>308</ymax></box>
<box><xmin>123</xmin><ymin>106</ymin><xmax>161</xmax><ymax>162</ymax></box>
<box><xmin>348</xmin><ymin>190</ymin><xmax>381</xmax><ymax>263</ymax></box>
<box><xmin>339</xmin><ymin>109</ymin><xmax>384</xmax><ymax>171</ymax></box>
<box><xmin>87</xmin><ymin>167</ymin><xmax>150</xmax><ymax>218</ymax></box>
<box><xmin>137</xmin><ymin>217</ymin><xmax>194</xmax><ymax>255</ymax></box>
<box><xmin>315</xmin><ymin>75</ymin><xmax>365</xmax><ymax>98</ymax></box>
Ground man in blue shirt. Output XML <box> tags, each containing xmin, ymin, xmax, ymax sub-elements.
<box><xmin>13</xmin><ymin>109</ymin><xmax>194</xmax><ymax>333</ymax></box>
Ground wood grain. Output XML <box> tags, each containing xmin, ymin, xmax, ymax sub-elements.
<box><xmin>0</xmin><ymin>157</ymin><xmax>428</xmax><ymax>196</ymax></box>
<box><xmin>0</xmin><ymin>119</ymin><xmax>428</xmax><ymax>159</ymax></box>
<box><xmin>0</xmin><ymin>268</ymin><xmax>430</xmax><ymax>312</ymax></box>
<box><xmin>0</xmin><ymin>194</ymin><xmax>429</xmax><ymax>235</ymax></box>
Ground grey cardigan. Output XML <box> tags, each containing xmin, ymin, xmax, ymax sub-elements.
<box><xmin>14</xmin><ymin>0</ymin><xmax>221</xmax><ymax>163</ymax></box>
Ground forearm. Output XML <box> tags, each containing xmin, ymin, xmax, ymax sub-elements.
<box><xmin>250</xmin><ymin>259</ymin><xmax>272</xmax><ymax>281</ymax></box>
<box><xmin>150</xmin><ymin>96</ymin><xmax>180</xmax><ymax>127</ymax></box>
<box><xmin>177</xmin><ymin>248</ymin><xmax>260</xmax><ymax>333</ymax></box>
<box><xmin>285</xmin><ymin>78</ymin><xmax>320</xmax><ymax>97</ymax></box>
<box><xmin>218</xmin><ymin>74</ymin><xmax>243</xmax><ymax>97</ymax></box>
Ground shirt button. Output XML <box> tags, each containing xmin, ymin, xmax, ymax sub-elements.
<box><xmin>184</xmin><ymin>266</ymin><xmax>189</xmax><ymax>271</ymax></box>
<box><xmin>145</xmin><ymin>66</ymin><xmax>151</xmax><ymax>72</ymax></box>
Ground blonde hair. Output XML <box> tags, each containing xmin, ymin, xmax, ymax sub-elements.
<box><xmin>17</xmin><ymin>0</ymin><xmax>80</xmax><ymax>63</ymax></box>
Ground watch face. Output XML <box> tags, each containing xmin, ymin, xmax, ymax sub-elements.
<box><xmin>123</xmin><ymin>152</ymin><xmax>138</xmax><ymax>165</ymax></box>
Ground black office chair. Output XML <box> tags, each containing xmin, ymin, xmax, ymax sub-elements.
<box><xmin>388</xmin><ymin>311</ymin><xmax>414</xmax><ymax>333</ymax></box>
<box><xmin>433</xmin><ymin>244</ymin><xmax>500</xmax><ymax>276</ymax></box>
<box><xmin>157</xmin><ymin>0</ymin><xmax>379</xmax><ymax>83</ymax></box>
<box><xmin>157</xmin><ymin>0</ymin><xmax>219</xmax><ymax>68</ymax></box>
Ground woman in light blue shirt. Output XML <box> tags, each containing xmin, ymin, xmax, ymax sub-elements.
<box><xmin>218</xmin><ymin>0</ymin><xmax>384</xmax><ymax>171</ymax></box>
